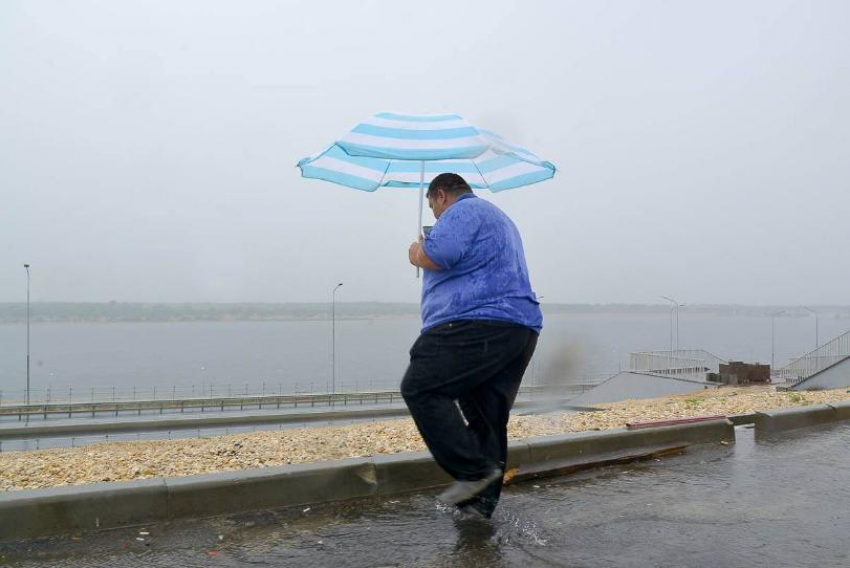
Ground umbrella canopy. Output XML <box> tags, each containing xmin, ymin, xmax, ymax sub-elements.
<box><xmin>297</xmin><ymin>112</ymin><xmax>556</xmax><ymax>193</ymax></box>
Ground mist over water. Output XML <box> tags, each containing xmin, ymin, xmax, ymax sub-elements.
<box><xmin>1</xmin><ymin>310</ymin><xmax>846</xmax><ymax>398</ymax></box>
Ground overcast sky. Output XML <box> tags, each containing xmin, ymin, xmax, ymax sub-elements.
<box><xmin>2</xmin><ymin>0</ymin><xmax>848</xmax><ymax>305</ymax></box>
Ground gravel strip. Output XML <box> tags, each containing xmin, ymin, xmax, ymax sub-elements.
<box><xmin>2</xmin><ymin>387</ymin><xmax>849</xmax><ymax>492</ymax></box>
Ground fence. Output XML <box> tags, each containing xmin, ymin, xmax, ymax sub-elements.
<box><xmin>629</xmin><ymin>349</ymin><xmax>726</xmax><ymax>381</ymax></box>
<box><xmin>0</xmin><ymin>380</ymin><xmax>395</xmax><ymax>407</ymax></box>
<box><xmin>0</xmin><ymin>368</ymin><xmax>600</xmax><ymax>407</ymax></box>
<box><xmin>776</xmin><ymin>329</ymin><xmax>850</xmax><ymax>386</ymax></box>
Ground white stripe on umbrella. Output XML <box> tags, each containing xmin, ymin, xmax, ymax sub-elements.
<box><xmin>298</xmin><ymin>111</ymin><xmax>557</xmax><ymax>267</ymax></box>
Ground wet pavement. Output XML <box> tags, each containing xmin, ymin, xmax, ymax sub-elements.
<box><xmin>3</xmin><ymin>423</ymin><xmax>849</xmax><ymax>568</ymax></box>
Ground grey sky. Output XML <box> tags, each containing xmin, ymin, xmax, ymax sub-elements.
<box><xmin>2</xmin><ymin>0</ymin><xmax>848</xmax><ymax>305</ymax></box>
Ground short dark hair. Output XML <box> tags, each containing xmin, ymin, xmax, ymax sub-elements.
<box><xmin>427</xmin><ymin>173</ymin><xmax>472</xmax><ymax>199</ymax></box>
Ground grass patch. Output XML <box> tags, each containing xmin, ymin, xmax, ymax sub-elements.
<box><xmin>787</xmin><ymin>392</ymin><xmax>811</xmax><ymax>406</ymax></box>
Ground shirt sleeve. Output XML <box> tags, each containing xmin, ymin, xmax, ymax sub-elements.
<box><xmin>421</xmin><ymin>204</ymin><xmax>480</xmax><ymax>270</ymax></box>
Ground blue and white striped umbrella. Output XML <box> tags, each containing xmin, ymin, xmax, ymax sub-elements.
<box><xmin>298</xmin><ymin>112</ymin><xmax>555</xmax><ymax>268</ymax></box>
<box><xmin>298</xmin><ymin>112</ymin><xmax>556</xmax><ymax>194</ymax></box>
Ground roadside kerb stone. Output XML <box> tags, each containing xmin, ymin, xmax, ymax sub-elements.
<box><xmin>0</xmin><ymin>399</ymin><xmax>575</xmax><ymax>441</ymax></box>
<box><xmin>0</xmin><ymin>419</ymin><xmax>732</xmax><ymax>543</ymax></box>
<box><xmin>0</xmin><ymin>478</ymin><xmax>167</xmax><ymax>542</ymax></box>
<box><xmin>510</xmin><ymin>442</ymin><xmax>690</xmax><ymax>482</ymax></box>
<box><xmin>372</xmin><ymin>440</ymin><xmax>532</xmax><ymax>495</ymax></box>
<box><xmin>523</xmin><ymin>418</ymin><xmax>734</xmax><ymax>466</ymax></box>
<box><xmin>826</xmin><ymin>401</ymin><xmax>850</xmax><ymax>421</ymax></box>
<box><xmin>0</xmin><ymin>408</ymin><xmax>408</xmax><ymax>440</ymax></box>
<box><xmin>373</xmin><ymin>451</ymin><xmax>451</xmax><ymax>494</ymax></box>
<box><xmin>753</xmin><ymin>404</ymin><xmax>838</xmax><ymax>433</ymax></box>
<box><xmin>166</xmin><ymin>457</ymin><xmax>378</xmax><ymax>519</ymax></box>
<box><xmin>728</xmin><ymin>413</ymin><xmax>757</xmax><ymax>426</ymax></box>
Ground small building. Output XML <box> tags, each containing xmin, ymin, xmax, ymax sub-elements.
<box><xmin>708</xmin><ymin>362</ymin><xmax>770</xmax><ymax>386</ymax></box>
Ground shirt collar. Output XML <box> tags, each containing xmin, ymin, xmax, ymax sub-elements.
<box><xmin>455</xmin><ymin>193</ymin><xmax>477</xmax><ymax>202</ymax></box>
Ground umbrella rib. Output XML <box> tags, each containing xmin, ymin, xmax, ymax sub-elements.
<box><xmin>471</xmin><ymin>157</ymin><xmax>490</xmax><ymax>191</ymax></box>
<box><xmin>375</xmin><ymin>158</ymin><xmax>393</xmax><ymax>189</ymax></box>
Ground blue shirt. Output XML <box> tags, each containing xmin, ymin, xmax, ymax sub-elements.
<box><xmin>421</xmin><ymin>193</ymin><xmax>543</xmax><ymax>333</ymax></box>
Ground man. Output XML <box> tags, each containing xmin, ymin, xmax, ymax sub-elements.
<box><xmin>402</xmin><ymin>172</ymin><xmax>542</xmax><ymax>519</ymax></box>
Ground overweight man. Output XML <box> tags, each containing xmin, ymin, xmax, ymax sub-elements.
<box><xmin>402</xmin><ymin>172</ymin><xmax>542</xmax><ymax>519</ymax></box>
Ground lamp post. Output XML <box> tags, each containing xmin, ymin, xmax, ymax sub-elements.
<box><xmin>771</xmin><ymin>310</ymin><xmax>786</xmax><ymax>371</ymax></box>
<box><xmin>660</xmin><ymin>296</ymin><xmax>678</xmax><ymax>353</ymax></box>
<box><xmin>803</xmin><ymin>306</ymin><xmax>819</xmax><ymax>351</ymax></box>
<box><xmin>675</xmin><ymin>303</ymin><xmax>685</xmax><ymax>351</ymax></box>
<box><xmin>331</xmin><ymin>282</ymin><xmax>343</xmax><ymax>399</ymax></box>
<box><xmin>24</xmin><ymin>264</ymin><xmax>31</xmax><ymax>406</ymax></box>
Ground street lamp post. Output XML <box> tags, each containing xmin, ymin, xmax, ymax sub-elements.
<box><xmin>331</xmin><ymin>283</ymin><xmax>343</xmax><ymax>399</ymax></box>
<box><xmin>771</xmin><ymin>310</ymin><xmax>786</xmax><ymax>371</ymax></box>
<box><xmin>675</xmin><ymin>303</ymin><xmax>685</xmax><ymax>351</ymax></box>
<box><xmin>660</xmin><ymin>296</ymin><xmax>678</xmax><ymax>353</ymax></box>
<box><xmin>803</xmin><ymin>307</ymin><xmax>819</xmax><ymax>351</ymax></box>
<box><xmin>24</xmin><ymin>264</ymin><xmax>31</xmax><ymax>406</ymax></box>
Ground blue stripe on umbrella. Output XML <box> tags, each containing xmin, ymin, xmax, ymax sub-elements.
<box><xmin>488</xmin><ymin>170</ymin><xmax>555</xmax><ymax>192</ymax></box>
<box><xmin>298</xmin><ymin>112</ymin><xmax>556</xmax><ymax>196</ymax></box>
<box><xmin>298</xmin><ymin>163</ymin><xmax>382</xmax><ymax>192</ymax></box>
<box><xmin>387</xmin><ymin>161</ymin><xmax>480</xmax><ymax>174</ymax></box>
<box><xmin>352</xmin><ymin>124</ymin><xmax>480</xmax><ymax>140</ymax></box>
<box><xmin>338</xmin><ymin>143</ymin><xmax>488</xmax><ymax>161</ymax></box>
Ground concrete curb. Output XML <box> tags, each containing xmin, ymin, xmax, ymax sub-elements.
<box><xmin>0</xmin><ymin>479</ymin><xmax>167</xmax><ymax>541</ymax></box>
<box><xmin>166</xmin><ymin>458</ymin><xmax>379</xmax><ymax>519</ymax></box>
<box><xmin>728</xmin><ymin>413</ymin><xmax>758</xmax><ymax>426</ymax></box>
<box><xmin>827</xmin><ymin>401</ymin><xmax>850</xmax><ymax>421</ymax></box>
<box><xmin>0</xmin><ymin>419</ymin><xmax>732</xmax><ymax>543</ymax></box>
<box><xmin>522</xmin><ymin>418</ymin><xmax>734</xmax><ymax>466</ymax></box>
<box><xmin>0</xmin><ymin>408</ymin><xmax>407</xmax><ymax>440</ymax></box>
<box><xmin>0</xmin><ymin>399</ymin><xmax>576</xmax><ymax>441</ymax></box>
<box><xmin>753</xmin><ymin>404</ymin><xmax>838</xmax><ymax>433</ymax></box>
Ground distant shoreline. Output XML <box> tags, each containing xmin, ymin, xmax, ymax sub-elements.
<box><xmin>0</xmin><ymin>302</ymin><xmax>848</xmax><ymax>324</ymax></box>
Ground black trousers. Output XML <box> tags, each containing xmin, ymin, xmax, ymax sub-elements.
<box><xmin>401</xmin><ymin>320</ymin><xmax>538</xmax><ymax>517</ymax></box>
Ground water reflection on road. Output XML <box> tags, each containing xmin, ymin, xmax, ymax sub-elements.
<box><xmin>4</xmin><ymin>423</ymin><xmax>850</xmax><ymax>568</ymax></box>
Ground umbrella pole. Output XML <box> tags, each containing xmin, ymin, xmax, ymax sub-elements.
<box><xmin>416</xmin><ymin>161</ymin><xmax>424</xmax><ymax>278</ymax></box>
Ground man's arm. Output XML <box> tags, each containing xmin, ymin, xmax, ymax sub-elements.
<box><xmin>408</xmin><ymin>237</ymin><xmax>442</xmax><ymax>271</ymax></box>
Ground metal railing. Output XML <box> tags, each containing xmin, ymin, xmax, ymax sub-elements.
<box><xmin>0</xmin><ymin>386</ymin><xmax>591</xmax><ymax>452</ymax></box>
<box><xmin>629</xmin><ymin>349</ymin><xmax>726</xmax><ymax>381</ymax></box>
<box><xmin>776</xmin><ymin>329</ymin><xmax>850</xmax><ymax>386</ymax></box>
<box><xmin>0</xmin><ymin>391</ymin><xmax>402</xmax><ymax>421</ymax></box>
<box><xmin>0</xmin><ymin>368</ymin><xmax>578</xmax><ymax>407</ymax></box>
<box><xmin>0</xmin><ymin>384</ymin><xmax>567</xmax><ymax>421</ymax></box>
<box><xmin>0</xmin><ymin>380</ymin><xmax>395</xmax><ymax>407</ymax></box>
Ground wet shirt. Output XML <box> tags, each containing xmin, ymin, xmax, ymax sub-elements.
<box><xmin>420</xmin><ymin>193</ymin><xmax>543</xmax><ymax>333</ymax></box>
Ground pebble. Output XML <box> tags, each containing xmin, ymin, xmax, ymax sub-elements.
<box><xmin>1</xmin><ymin>387</ymin><xmax>848</xmax><ymax>493</ymax></box>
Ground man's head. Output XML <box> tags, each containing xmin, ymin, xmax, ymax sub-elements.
<box><xmin>426</xmin><ymin>173</ymin><xmax>473</xmax><ymax>219</ymax></box>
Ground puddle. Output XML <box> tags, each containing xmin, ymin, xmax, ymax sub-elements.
<box><xmin>3</xmin><ymin>423</ymin><xmax>850</xmax><ymax>567</ymax></box>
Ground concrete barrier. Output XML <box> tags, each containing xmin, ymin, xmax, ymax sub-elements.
<box><xmin>0</xmin><ymin>398</ymin><xmax>577</xmax><ymax>441</ymax></box>
<box><xmin>166</xmin><ymin>457</ymin><xmax>378</xmax><ymax>519</ymax></box>
<box><xmin>373</xmin><ymin>451</ymin><xmax>451</xmax><ymax>495</ymax></box>
<box><xmin>0</xmin><ymin>419</ymin><xmax>732</xmax><ymax>543</ymax></box>
<box><xmin>827</xmin><ymin>401</ymin><xmax>850</xmax><ymax>421</ymax></box>
<box><xmin>753</xmin><ymin>404</ymin><xmax>838</xmax><ymax>433</ymax></box>
<box><xmin>523</xmin><ymin>419</ymin><xmax>734</xmax><ymax>466</ymax></box>
<box><xmin>728</xmin><ymin>413</ymin><xmax>758</xmax><ymax>426</ymax></box>
<box><xmin>0</xmin><ymin>408</ymin><xmax>407</xmax><ymax>439</ymax></box>
<box><xmin>372</xmin><ymin>440</ymin><xmax>531</xmax><ymax>496</ymax></box>
<box><xmin>0</xmin><ymin>479</ymin><xmax>167</xmax><ymax>542</ymax></box>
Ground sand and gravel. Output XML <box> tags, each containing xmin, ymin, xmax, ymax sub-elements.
<box><xmin>2</xmin><ymin>386</ymin><xmax>848</xmax><ymax>492</ymax></box>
